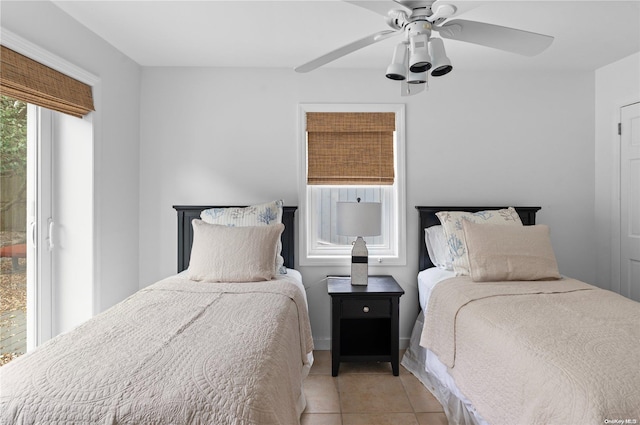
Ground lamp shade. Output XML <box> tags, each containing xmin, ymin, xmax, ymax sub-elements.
<box><xmin>337</xmin><ymin>202</ymin><xmax>382</xmax><ymax>237</ymax></box>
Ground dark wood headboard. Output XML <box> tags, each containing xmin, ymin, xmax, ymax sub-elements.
<box><xmin>173</xmin><ymin>205</ymin><xmax>297</xmax><ymax>273</ymax></box>
<box><xmin>416</xmin><ymin>206</ymin><xmax>541</xmax><ymax>272</ymax></box>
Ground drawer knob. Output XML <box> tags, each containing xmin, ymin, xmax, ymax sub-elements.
<box><xmin>363</xmin><ymin>306</ymin><xmax>370</xmax><ymax>313</ymax></box>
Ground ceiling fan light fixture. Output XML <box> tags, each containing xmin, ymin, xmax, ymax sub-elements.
<box><xmin>407</xmin><ymin>70</ymin><xmax>427</xmax><ymax>85</ymax></box>
<box><xmin>385</xmin><ymin>42</ymin><xmax>408</xmax><ymax>81</ymax></box>
<box><xmin>386</xmin><ymin>64</ymin><xmax>406</xmax><ymax>81</ymax></box>
<box><xmin>431</xmin><ymin>63</ymin><xmax>452</xmax><ymax>77</ymax></box>
<box><xmin>409</xmin><ymin>33</ymin><xmax>432</xmax><ymax>73</ymax></box>
<box><xmin>429</xmin><ymin>38</ymin><xmax>453</xmax><ymax>77</ymax></box>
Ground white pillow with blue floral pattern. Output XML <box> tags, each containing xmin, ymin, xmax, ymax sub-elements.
<box><xmin>200</xmin><ymin>200</ymin><xmax>286</xmax><ymax>274</ymax></box>
<box><xmin>425</xmin><ymin>225</ymin><xmax>453</xmax><ymax>270</ymax></box>
<box><xmin>436</xmin><ymin>207</ymin><xmax>523</xmax><ymax>276</ymax></box>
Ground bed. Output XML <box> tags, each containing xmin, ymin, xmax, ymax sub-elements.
<box><xmin>0</xmin><ymin>202</ymin><xmax>314</xmax><ymax>425</ymax></box>
<box><xmin>402</xmin><ymin>206</ymin><xmax>640</xmax><ymax>425</ymax></box>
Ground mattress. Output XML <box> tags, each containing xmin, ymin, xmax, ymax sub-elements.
<box><xmin>404</xmin><ymin>268</ymin><xmax>488</xmax><ymax>425</ymax></box>
<box><xmin>0</xmin><ymin>272</ymin><xmax>314</xmax><ymax>425</ymax></box>
<box><xmin>418</xmin><ymin>267</ymin><xmax>455</xmax><ymax>312</ymax></box>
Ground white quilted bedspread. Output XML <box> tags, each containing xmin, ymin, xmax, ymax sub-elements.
<box><xmin>0</xmin><ymin>274</ymin><xmax>313</xmax><ymax>425</ymax></box>
<box><xmin>422</xmin><ymin>276</ymin><xmax>640</xmax><ymax>425</ymax></box>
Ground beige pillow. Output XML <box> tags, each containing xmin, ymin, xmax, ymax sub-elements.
<box><xmin>187</xmin><ymin>220</ymin><xmax>284</xmax><ymax>282</ymax></box>
<box><xmin>436</xmin><ymin>207</ymin><xmax>523</xmax><ymax>276</ymax></box>
<box><xmin>462</xmin><ymin>221</ymin><xmax>561</xmax><ymax>282</ymax></box>
<box><xmin>200</xmin><ymin>200</ymin><xmax>286</xmax><ymax>274</ymax></box>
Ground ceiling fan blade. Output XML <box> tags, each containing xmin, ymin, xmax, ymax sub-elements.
<box><xmin>343</xmin><ymin>0</ymin><xmax>411</xmax><ymax>16</ymax></box>
<box><xmin>401</xmin><ymin>81</ymin><xmax>425</xmax><ymax>96</ymax></box>
<box><xmin>295</xmin><ymin>30</ymin><xmax>399</xmax><ymax>73</ymax></box>
<box><xmin>436</xmin><ymin>19</ymin><xmax>554</xmax><ymax>56</ymax></box>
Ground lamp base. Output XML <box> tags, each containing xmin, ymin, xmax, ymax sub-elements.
<box><xmin>350</xmin><ymin>236</ymin><xmax>368</xmax><ymax>286</ymax></box>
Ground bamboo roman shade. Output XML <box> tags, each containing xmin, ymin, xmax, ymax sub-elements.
<box><xmin>0</xmin><ymin>45</ymin><xmax>94</xmax><ymax>118</ymax></box>
<box><xmin>306</xmin><ymin>112</ymin><xmax>395</xmax><ymax>185</ymax></box>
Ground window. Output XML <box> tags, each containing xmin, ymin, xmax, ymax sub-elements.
<box><xmin>298</xmin><ymin>104</ymin><xmax>406</xmax><ymax>266</ymax></box>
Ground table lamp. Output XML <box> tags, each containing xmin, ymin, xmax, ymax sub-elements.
<box><xmin>337</xmin><ymin>198</ymin><xmax>382</xmax><ymax>285</ymax></box>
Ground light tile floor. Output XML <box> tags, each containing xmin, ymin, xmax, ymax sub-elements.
<box><xmin>302</xmin><ymin>351</ymin><xmax>448</xmax><ymax>425</ymax></box>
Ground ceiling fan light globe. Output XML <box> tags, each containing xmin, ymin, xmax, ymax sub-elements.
<box><xmin>385</xmin><ymin>63</ymin><xmax>407</xmax><ymax>81</ymax></box>
<box><xmin>429</xmin><ymin>38</ymin><xmax>452</xmax><ymax>77</ymax></box>
<box><xmin>431</xmin><ymin>64</ymin><xmax>452</xmax><ymax>77</ymax></box>
<box><xmin>407</xmin><ymin>71</ymin><xmax>427</xmax><ymax>84</ymax></box>
<box><xmin>386</xmin><ymin>42</ymin><xmax>408</xmax><ymax>80</ymax></box>
<box><xmin>409</xmin><ymin>60</ymin><xmax>432</xmax><ymax>73</ymax></box>
<box><xmin>409</xmin><ymin>33</ymin><xmax>431</xmax><ymax>74</ymax></box>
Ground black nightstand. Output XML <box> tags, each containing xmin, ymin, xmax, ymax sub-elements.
<box><xmin>327</xmin><ymin>275</ymin><xmax>404</xmax><ymax>376</ymax></box>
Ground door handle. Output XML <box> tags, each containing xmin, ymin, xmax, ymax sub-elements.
<box><xmin>47</xmin><ymin>219</ymin><xmax>54</xmax><ymax>251</ymax></box>
<box><xmin>29</xmin><ymin>221</ymin><xmax>37</xmax><ymax>247</ymax></box>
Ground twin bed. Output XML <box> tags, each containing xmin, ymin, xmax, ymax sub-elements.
<box><xmin>0</xmin><ymin>203</ymin><xmax>313</xmax><ymax>425</ymax></box>
<box><xmin>2</xmin><ymin>203</ymin><xmax>639</xmax><ymax>425</ymax></box>
<box><xmin>403</xmin><ymin>206</ymin><xmax>640</xmax><ymax>425</ymax></box>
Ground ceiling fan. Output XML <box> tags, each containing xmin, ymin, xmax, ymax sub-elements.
<box><xmin>294</xmin><ymin>0</ymin><xmax>554</xmax><ymax>96</ymax></box>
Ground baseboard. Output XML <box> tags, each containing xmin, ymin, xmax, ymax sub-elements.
<box><xmin>313</xmin><ymin>338</ymin><xmax>331</xmax><ymax>351</ymax></box>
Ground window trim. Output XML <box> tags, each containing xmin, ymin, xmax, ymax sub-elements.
<box><xmin>1</xmin><ymin>28</ymin><xmax>99</xmax><ymax>86</ymax></box>
<box><xmin>297</xmin><ymin>103</ymin><xmax>406</xmax><ymax>266</ymax></box>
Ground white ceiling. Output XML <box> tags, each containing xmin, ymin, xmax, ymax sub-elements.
<box><xmin>52</xmin><ymin>0</ymin><xmax>640</xmax><ymax>72</ymax></box>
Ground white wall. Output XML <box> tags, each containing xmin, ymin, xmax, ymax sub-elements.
<box><xmin>0</xmin><ymin>0</ymin><xmax>628</xmax><ymax>349</ymax></box>
<box><xmin>1</xmin><ymin>1</ymin><xmax>141</xmax><ymax>315</ymax></box>
<box><xmin>139</xmin><ymin>67</ymin><xmax>595</xmax><ymax>347</ymax></box>
<box><xmin>594</xmin><ymin>52</ymin><xmax>640</xmax><ymax>293</ymax></box>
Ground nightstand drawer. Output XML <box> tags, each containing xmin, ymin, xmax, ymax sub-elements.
<box><xmin>341</xmin><ymin>298</ymin><xmax>390</xmax><ymax>318</ymax></box>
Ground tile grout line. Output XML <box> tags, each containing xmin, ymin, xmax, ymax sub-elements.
<box><xmin>398</xmin><ymin>371</ymin><xmax>421</xmax><ymax>424</ymax></box>
<box><xmin>336</xmin><ymin>373</ymin><xmax>344</xmax><ymax>425</ymax></box>
<box><xmin>302</xmin><ymin>351</ymin><xmax>447</xmax><ymax>424</ymax></box>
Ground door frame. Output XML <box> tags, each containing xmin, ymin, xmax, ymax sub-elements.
<box><xmin>26</xmin><ymin>106</ymin><xmax>54</xmax><ymax>350</ymax></box>
<box><xmin>612</xmin><ymin>101</ymin><xmax>640</xmax><ymax>297</ymax></box>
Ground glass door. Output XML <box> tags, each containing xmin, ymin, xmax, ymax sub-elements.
<box><xmin>1</xmin><ymin>97</ymin><xmax>53</xmax><ymax>366</ymax></box>
<box><xmin>0</xmin><ymin>96</ymin><xmax>28</xmax><ymax>365</ymax></box>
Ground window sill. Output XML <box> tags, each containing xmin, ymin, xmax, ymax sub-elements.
<box><xmin>299</xmin><ymin>255</ymin><xmax>406</xmax><ymax>267</ymax></box>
